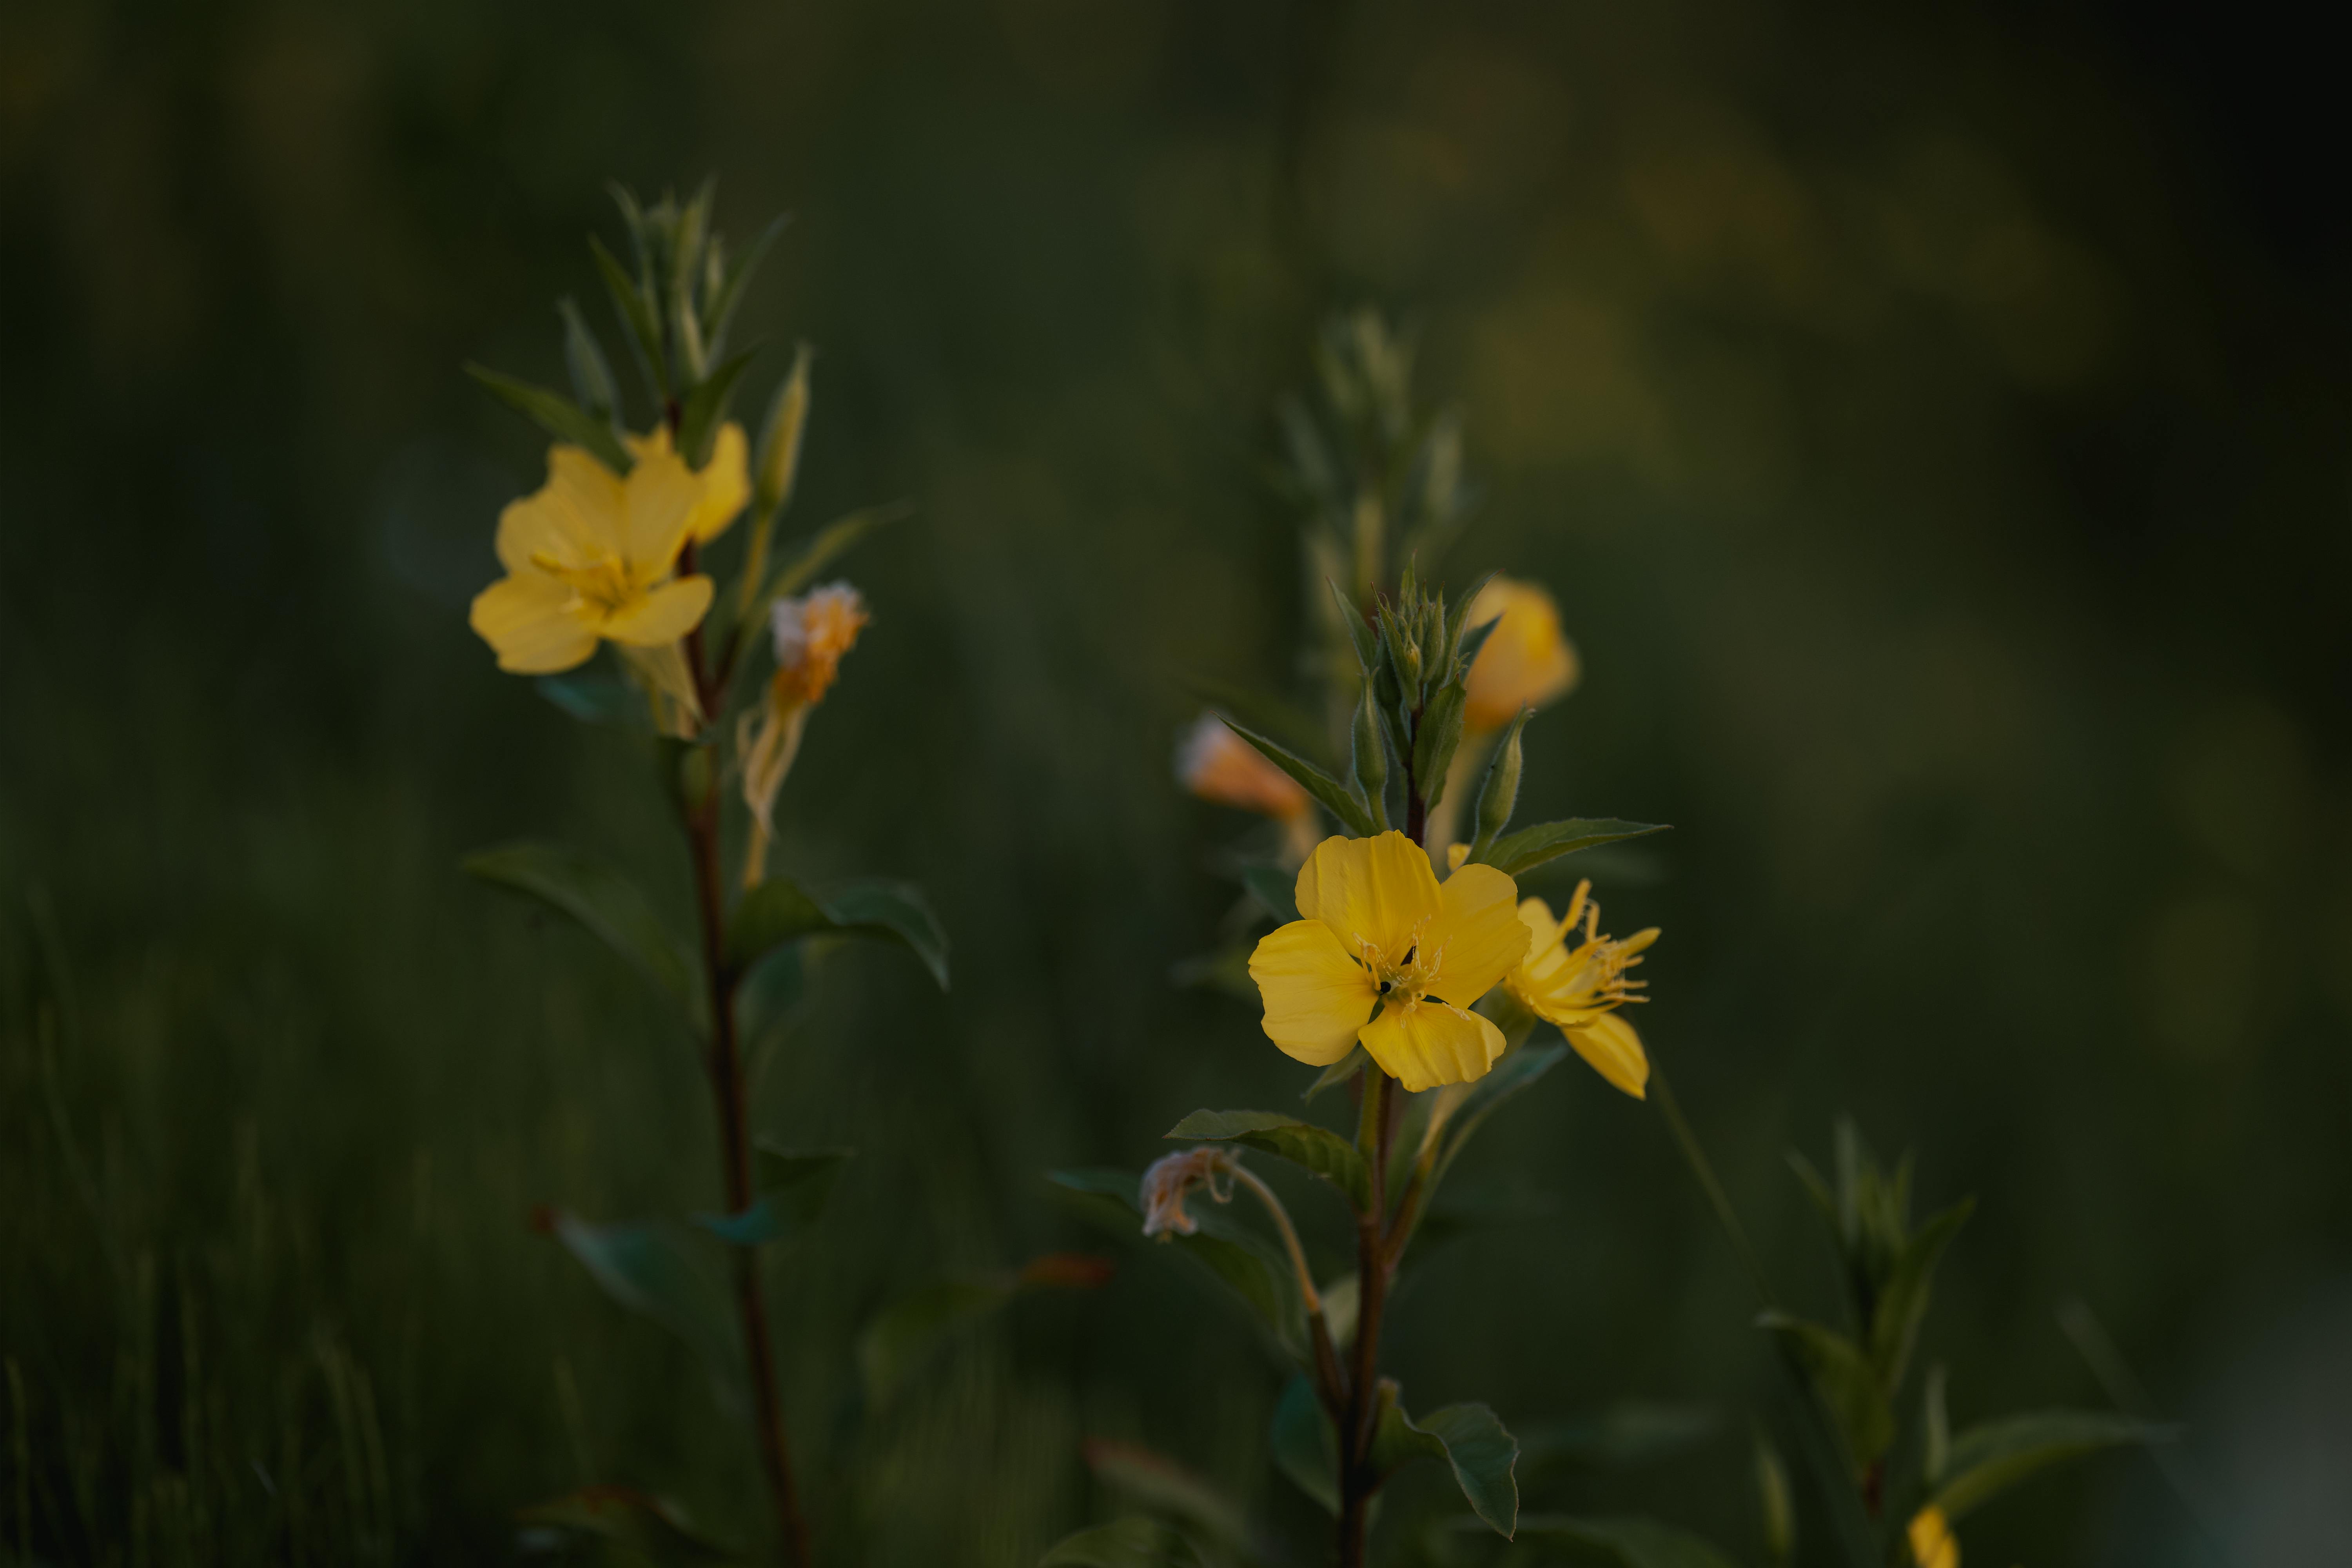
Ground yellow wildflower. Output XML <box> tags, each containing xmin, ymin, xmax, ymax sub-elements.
<box><xmin>625</xmin><ymin>421</ymin><xmax>751</xmax><ymax>545</ymax></box>
<box><xmin>739</xmin><ymin>583</ymin><xmax>870</xmax><ymax>884</ymax></box>
<box><xmin>1463</xmin><ymin>577</ymin><xmax>1579</xmax><ymax>732</ymax></box>
<box><xmin>1505</xmin><ymin>878</ymin><xmax>1659</xmax><ymax>1099</ymax></box>
<box><xmin>1907</xmin><ymin>1506</ymin><xmax>1958</xmax><ymax>1568</ymax></box>
<box><xmin>468</xmin><ymin>442</ymin><xmax>713</xmax><ymax>675</ymax></box>
<box><xmin>1249</xmin><ymin>831</ymin><xmax>1528</xmax><ymax>1093</ymax></box>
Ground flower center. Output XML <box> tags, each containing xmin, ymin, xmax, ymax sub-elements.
<box><xmin>1367</xmin><ymin>924</ymin><xmax>1441</xmax><ymax>1008</ymax></box>
<box><xmin>532</xmin><ymin>552</ymin><xmax>637</xmax><ymax>616</ymax></box>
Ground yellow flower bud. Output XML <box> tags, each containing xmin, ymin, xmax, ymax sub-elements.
<box><xmin>1907</xmin><ymin>1506</ymin><xmax>1958</xmax><ymax>1568</ymax></box>
<box><xmin>1462</xmin><ymin>577</ymin><xmax>1579</xmax><ymax>732</ymax></box>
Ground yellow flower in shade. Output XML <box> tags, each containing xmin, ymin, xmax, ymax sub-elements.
<box><xmin>1907</xmin><ymin>1506</ymin><xmax>1958</xmax><ymax>1568</ymax></box>
<box><xmin>1178</xmin><ymin>714</ymin><xmax>1311</xmax><ymax>822</ymax></box>
<box><xmin>1463</xmin><ymin>577</ymin><xmax>1580</xmax><ymax>732</ymax></box>
<box><xmin>625</xmin><ymin>421</ymin><xmax>751</xmax><ymax>545</ymax></box>
<box><xmin>468</xmin><ymin>443</ymin><xmax>714</xmax><ymax>675</ymax></box>
<box><xmin>739</xmin><ymin>583</ymin><xmax>870</xmax><ymax>885</ymax></box>
<box><xmin>1504</xmin><ymin>877</ymin><xmax>1659</xmax><ymax>1099</ymax></box>
<box><xmin>1248</xmin><ymin>832</ymin><xmax>1528</xmax><ymax>1093</ymax></box>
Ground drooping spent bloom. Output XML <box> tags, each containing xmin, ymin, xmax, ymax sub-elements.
<box><xmin>1178</xmin><ymin>714</ymin><xmax>1311</xmax><ymax>820</ymax></box>
<box><xmin>1907</xmin><ymin>1507</ymin><xmax>1958</xmax><ymax>1568</ymax></box>
<box><xmin>468</xmin><ymin>442</ymin><xmax>712</xmax><ymax>676</ymax></box>
<box><xmin>626</xmin><ymin>421</ymin><xmax>751</xmax><ymax>545</ymax></box>
<box><xmin>1139</xmin><ymin>1146</ymin><xmax>1240</xmax><ymax>1239</ymax></box>
<box><xmin>1462</xmin><ymin>577</ymin><xmax>1579</xmax><ymax>732</ymax></box>
<box><xmin>1249</xmin><ymin>831</ymin><xmax>1528</xmax><ymax>1093</ymax></box>
<box><xmin>1503</xmin><ymin>875</ymin><xmax>1659</xmax><ymax>1099</ymax></box>
<box><xmin>738</xmin><ymin>583</ymin><xmax>870</xmax><ymax>884</ymax></box>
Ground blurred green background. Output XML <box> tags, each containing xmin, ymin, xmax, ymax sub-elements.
<box><xmin>4</xmin><ymin>0</ymin><xmax>2347</xmax><ymax>1563</ymax></box>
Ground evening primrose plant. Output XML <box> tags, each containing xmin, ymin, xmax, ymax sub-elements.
<box><xmin>1050</xmin><ymin>312</ymin><xmax>2164</xmax><ymax>1568</ymax></box>
<box><xmin>457</xmin><ymin>185</ymin><xmax>947</xmax><ymax>1568</ymax></box>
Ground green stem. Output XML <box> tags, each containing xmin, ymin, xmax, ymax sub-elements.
<box><xmin>1649</xmin><ymin>1057</ymin><xmax>1777</xmax><ymax>1311</ymax></box>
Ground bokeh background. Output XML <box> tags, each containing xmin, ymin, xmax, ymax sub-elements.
<box><xmin>4</xmin><ymin>0</ymin><xmax>2347</xmax><ymax>1563</ymax></box>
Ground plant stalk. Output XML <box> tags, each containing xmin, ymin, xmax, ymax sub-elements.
<box><xmin>682</xmin><ymin>579</ymin><xmax>809</xmax><ymax>1568</ymax></box>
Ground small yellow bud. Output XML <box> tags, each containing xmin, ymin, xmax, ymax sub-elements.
<box><xmin>1463</xmin><ymin>577</ymin><xmax>1579</xmax><ymax>733</ymax></box>
<box><xmin>1907</xmin><ymin>1506</ymin><xmax>1958</xmax><ymax>1568</ymax></box>
<box><xmin>1177</xmin><ymin>715</ymin><xmax>1311</xmax><ymax>822</ymax></box>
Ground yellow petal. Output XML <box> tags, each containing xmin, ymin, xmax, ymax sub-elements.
<box><xmin>1426</xmin><ymin>862</ymin><xmax>1528</xmax><ymax>1007</ymax></box>
<box><xmin>1249</xmin><ymin>919</ymin><xmax>1377</xmax><ymax>1066</ymax></box>
<box><xmin>1293</xmin><ymin>830</ymin><xmax>1443</xmax><ymax>966</ymax></box>
<box><xmin>1563</xmin><ymin>1010</ymin><xmax>1649</xmax><ymax>1099</ymax></box>
<box><xmin>469</xmin><ymin>573</ymin><xmax>597</xmax><ymax>673</ymax></box>
<box><xmin>1463</xmin><ymin>577</ymin><xmax>1579</xmax><ymax>732</ymax></box>
<box><xmin>687</xmin><ymin>421</ymin><xmax>750</xmax><ymax>543</ymax></box>
<box><xmin>1360</xmin><ymin>999</ymin><xmax>1505</xmax><ymax>1093</ymax></box>
<box><xmin>601</xmin><ymin>574</ymin><xmax>715</xmax><ymax>648</ymax></box>
<box><xmin>495</xmin><ymin>444</ymin><xmax>624</xmax><ymax>574</ymax></box>
<box><xmin>619</xmin><ymin>443</ymin><xmax>702</xmax><ymax>578</ymax></box>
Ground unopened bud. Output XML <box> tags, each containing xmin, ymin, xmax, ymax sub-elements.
<box><xmin>1351</xmin><ymin>682</ymin><xmax>1388</xmax><ymax>808</ymax></box>
<box><xmin>1471</xmin><ymin>709</ymin><xmax>1528</xmax><ymax>855</ymax></box>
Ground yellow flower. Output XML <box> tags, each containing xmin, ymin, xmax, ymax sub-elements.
<box><xmin>1178</xmin><ymin>714</ymin><xmax>1311</xmax><ymax>822</ymax></box>
<box><xmin>1463</xmin><ymin>577</ymin><xmax>1579</xmax><ymax>732</ymax></box>
<box><xmin>468</xmin><ymin>442</ymin><xmax>714</xmax><ymax>675</ymax></box>
<box><xmin>1907</xmin><ymin>1506</ymin><xmax>1958</xmax><ymax>1568</ymax></box>
<box><xmin>739</xmin><ymin>583</ymin><xmax>870</xmax><ymax>885</ymax></box>
<box><xmin>1505</xmin><ymin>878</ymin><xmax>1659</xmax><ymax>1099</ymax></box>
<box><xmin>625</xmin><ymin>421</ymin><xmax>751</xmax><ymax>545</ymax></box>
<box><xmin>1249</xmin><ymin>831</ymin><xmax>1528</xmax><ymax>1093</ymax></box>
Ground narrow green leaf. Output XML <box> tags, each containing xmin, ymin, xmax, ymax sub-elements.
<box><xmin>1369</xmin><ymin>1383</ymin><xmax>1517</xmax><ymax>1538</ymax></box>
<box><xmin>590</xmin><ymin>232</ymin><xmax>666</xmax><ymax>399</ymax></box>
<box><xmin>518</xmin><ymin>1486</ymin><xmax>742</xmax><ymax>1564</ymax></box>
<box><xmin>1513</xmin><ymin>1403</ymin><xmax>1720</xmax><ymax>1472</ymax></box>
<box><xmin>463</xmin><ymin>843</ymin><xmax>704</xmax><ymax>1030</ymax></box>
<box><xmin>1753</xmin><ymin>1430</ymin><xmax>1796</xmax><ymax>1568</ymax></box>
<box><xmin>1510</xmin><ymin>1515</ymin><xmax>1740</xmax><ymax>1568</ymax></box>
<box><xmin>1302</xmin><ymin>1046</ymin><xmax>1368</xmax><ymax>1103</ymax></box>
<box><xmin>703</xmin><ymin>214</ymin><xmax>788</xmax><ymax>360</ymax></box>
<box><xmin>1240</xmin><ymin>865</ymin><xmax>1299</xmax><ymax>923</ymax></box>
<box><xmin>1217</xmin><ymin>717</ymin><xmax>1376</xmax><ymax>837</ymax></box>
<box><xmin>1756</xmin><ymin>1313</ymin><xmax>1893</xmax><ymax>1465</ymax></box>
<box><xmin>675</xmin><ymin>350</ymin><xmax>755</xmax><ymax>469</ymax></box>
<box><xmin>1327</xmin><ymin>576</ymin><xmax>1379</xmax><ymax>680</ymax></box>
<box><xmin>1411</xmin><ymin>682</ymin><xmax>1468</xmax><ymax>809</ymax></box>
<box><xmin>1868</xmin><ymin>1199</ymin><xmax>1973</xmax><ymax>1386</ymax></box>
<box><xmin>465</xmin><ymin>365</ymin><xmax>632</xmax><ymax>474</ymax></box>
<box><xmin>727</xmin><ymin>875</ymin><xmax>949</xmax><ymax>990</ymax></box>
<box><xmin>1038</xmin><ymin>1518</ymin><xmax>1204</xmax><ymax>1568</ymax></box>
<box><xmin>745</xmin><ymin>503</ymin><xmax>913</xmax><ymax>633</ymax></box>
<box><xmin>535</xmin><ymin>668</ymin><xmax>655</xmax><ymax>731</ymax></box>
<box><xmin>1167</xmin><ymin>1109</ymin><xmax>1370</xmax><ymax>1210</ymax></box>
<box><xmin>1932</xmin><ymin>1410</ymin><xmax>2169</xmax><ymax>1521</ymax></box>
<box><xmin>1270</xmin><ymin>1374</ymin><xmax>1340</xmax><ymax>1514</ymax></box>
<box><xmin>1424</xmin><ymin>1044</ymin><xmax>1570</xmax><ymax>1199</ymax></box>
<box><xmin>558</xmin><ymin>298</ymin><xmax>622</xmax><ymax>423</ymax></box>
<box><xmin>1923</xmin><ymin>1363</ymin><xmax>1951</xmax><ymax>1485</ymax></box>
<box><xmin>691</xmin><ymin>1145</ymin><xmax>852</xmax><ymax>1248</ymax></box>
<box><xmin>1478</xmin><ymin>819</ymin><xmax>1671</xmax><ymax>877</ymax></box>
<box><xmin>548</xmin><ymin>1214</ymin><xmax>740</xmax><ymax>1392</ymax></box>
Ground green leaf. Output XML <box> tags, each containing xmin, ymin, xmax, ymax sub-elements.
<box><xmin>754</xmin><ymin>504</ymin><xmax>914</xmax><ymax>613</ymax></box>
<box><xmin>1424</xmin><ymin>1043</ymin><xmax>1570</xmax><ymax>1198</ymax></box>
<box><xmin>856</xmin><ymin>1278</ymin><xmax>1013</xmax><ymax>1407</ymax></box>
<box><xmin>591</xmin><ymin>232</ymin><xmax>666</xmax><ymax>398</ymax></box>
<box><xmin>1753</xmin><ymin>1431</ymin><xmax>1795</xmax><ymax>1568</ymax></box>
<box><xmin>702</xmin><ymin>214</ymin><xmax>788</xmax><ymax>360</ymax></box>
<box><xmin>1239</xmin><ymin>865</ymin><xmax>1299</xmax><ymax>923</ymax></box>
<box><xmin>1047</xmin><ymin>1170</ymin><xmax>1300</xmax><ymax>1353</ymax></box>
<box><xmin>1038</xmin><ymin>1518</ymin><xmax>1205</xmax><ymax>1568</ymax></box>
<box><xmin>1216</xmin><ymin>717</ymin><xmax>1376</xmax><ymax>837</ymax></box>
<box><xmin>1270</xmin><ymin>1374</ymin><xmax>1340</xmax><ymax>1514</ymax></box>
<box><xmin>1510</xmin><ymin>1515</ymin><xmax>1741</xmax><ymax>1568</ymax></box>
<box><xmin>1932</xmin><ymin>1410</ymin><xmax>2168</xmax><ymax>1521</ymax></box>
<box><xmin>691</xmin><ymin>1145</ymin><xmax>851</xmax><ymax>1247</ymax></box>
<box><xmin>675</xmin><ymin>350</ymin><xmax>755</xmax><ymax>469</ymax></box>
<box><xmin>1083</xmin><ymin>1440</ymin><xmax>1251</xmax><ymax>1553</ymax></box>
<box><xmin>1869</xmin><ymin>1199</ymin><xmax>1973</xmax><ymax>1386</ymax></box>
<box><xmin>547</xmin><ymin>1214</ymin><xmax>740</xmax><ymax>1392</ymax></box>
<box><xmin>728</xmin><ymin>875</ymin><xmax>949</xmax><ymax>989</ymax></box>
<box><xmin>1478</xmin><ymin>819</ymin><xmax>1671</xmax><ymax>877</ymax></box>
<box><xmin>518</xmin><ymin>1486</ymin><xmax>742</xmax><ymax>1564</ymax></box>
<box><xmin>1302</xmin><ymin>1046</ymin><xmax>1368</xmax><ymax>1102</ymax></box>
<box><xmin>1410</xmin><ymin>681</ymin><xmax>1468</xmax><ymax>809</ymax></box>
<box><xmin>463</xmin><ymin>843</ymin><xmax>705</xmax><ymax>1031</ymax></box>
<box><xmin>1756</xmin><ymin>1312</ymin><xmax>1892</xmax><ymax>1465</ymax></box>
<box><xmin>466</xmin><ymin>364</ymin><xmax>633</xmax><ymax>473</ymax></box>
<box><xmin>1923</xmin><ymin>1363</ymin><xmax>1951</xmax><ymax>1484</ymax></box>
<box><xmin>1167</xmin><ymin>1109</ymin><xmax>1370</xmax><ymax>1210</ymax></box>
<box><xmin>558</xmin><ymin>297</ymin><xmax>622</xmax><ymax>423</ymax></box>
<box><xmin>1368</xmin><ymin>1383</ymin><xmax>1517</xmax><ymax>1538</ymax></box>
<box><xmin>536</xmin><ymin>668</ymin><xmax>655</xmax><ymax>731</ymax></box>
